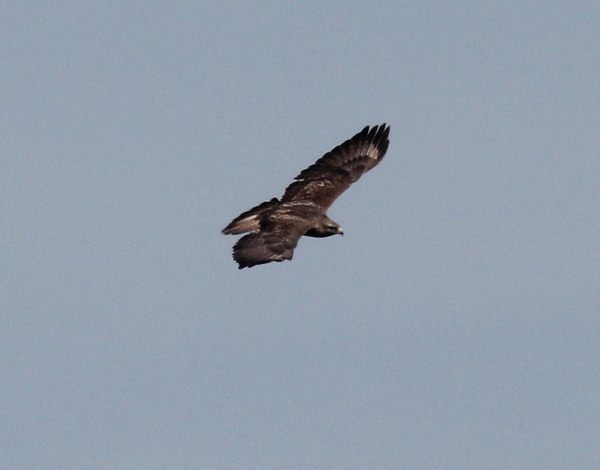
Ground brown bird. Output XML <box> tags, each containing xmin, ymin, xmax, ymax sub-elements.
<box><xmin>222</xmin><ymin>124</ymin><xmax>390</xmax><ymax>269</ymax></box>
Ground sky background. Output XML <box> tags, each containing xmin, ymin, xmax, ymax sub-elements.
<box><xmin>2</xmin><ymin>1</ymin><xmax>599</xmax><ymax>469</ymax></box>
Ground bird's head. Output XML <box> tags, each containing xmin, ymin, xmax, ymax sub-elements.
<box><xmin>304</xmin><ymin>215</ymin><xmax>343</xmax><ymax>238</ymax></box>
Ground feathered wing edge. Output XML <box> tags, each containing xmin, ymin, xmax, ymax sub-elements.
<box><xmin>221</xmin><ymin>198</ymin><xmax>279</xmax><ymax>235</ymax></box>
<box><xmin>327</xmin><ymin>123</ymin><xmax>389</xmax><ymax>173</ymax></box>
<box><xmin>280</xmin><ymin>124</ymin><xmax>390</xmax><ymax>207</ymax></box>
<box><xmin>291</xmin><ymin>124</ymin><xmax>389</xmax><ymax>183</ymax></box>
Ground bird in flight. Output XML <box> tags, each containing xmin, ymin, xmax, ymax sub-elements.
<box><xmin>222</xmin><ymin>124</ymin><xmax>390</xmax><ymax>269</ymax></box>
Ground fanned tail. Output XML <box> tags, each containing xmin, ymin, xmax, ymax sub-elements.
<box><xmin>232</xmin><ymin>232</ymin><xmax>295</xmax><ymax>269</ymax></box>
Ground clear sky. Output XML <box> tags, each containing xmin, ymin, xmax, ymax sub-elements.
<box><xmin>2</xmin><ymin>1</ymin><xmax>599</xmax><ymax>469</ymax></box>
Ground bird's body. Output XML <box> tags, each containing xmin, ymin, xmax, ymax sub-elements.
<box><xmin>222</xmin><ymin>124</ymin><xmax>390</xmax><ymax>269</ymax></box>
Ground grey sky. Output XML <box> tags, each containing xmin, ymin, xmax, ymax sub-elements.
<box><xmin>2</xmin><ymin>1</ymin><xmax>599</xmax><ymax>469</ymax></box>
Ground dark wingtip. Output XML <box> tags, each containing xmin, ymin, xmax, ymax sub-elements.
<box><xmin>355</xmin><ymin>123</ymin><xmax>390</xmax><ymax>149</ymax></box>
<box><xmin>369</xmin><ymin>123</ymin><xmax>390</xmax><ymax>160</ymax></box>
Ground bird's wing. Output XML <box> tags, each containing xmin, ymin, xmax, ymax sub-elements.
<box><xmin>221</xmin><ymin>198</ymin><xmax>279</xmax><ymax>235</ymax></box>
<box><xmin>281</xmin><ymin>124</ymin><xmax>390</xmax><ymax>210</ymax></box>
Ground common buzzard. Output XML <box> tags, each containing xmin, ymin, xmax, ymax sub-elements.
<box><xmin>222</xmin><ymin>124</ymin><xmax>390</xmax><ymax>269</ymax></box>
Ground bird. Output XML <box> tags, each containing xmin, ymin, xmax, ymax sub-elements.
<box><xmin>222</xmin><ymin>124</ymin><xmax>390</xmax><ymax>269</ymax></box>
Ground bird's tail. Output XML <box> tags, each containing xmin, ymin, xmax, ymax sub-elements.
<box><xmin>232</xmin><ymin>232</ymin><xmax>294</xmax><ymax>269</ymax></box>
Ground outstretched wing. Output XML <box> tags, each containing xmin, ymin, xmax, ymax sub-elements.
<box><xmin>281</xmin><ymin>124</ymin><xmax>390</xmax><ymax>209</ymax></box>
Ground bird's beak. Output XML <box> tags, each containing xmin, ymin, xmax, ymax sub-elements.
<box><xmin>338</xmin><ymin>227</ymin><xmax>344</xmax><ymax>236</ymax></box>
